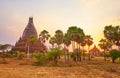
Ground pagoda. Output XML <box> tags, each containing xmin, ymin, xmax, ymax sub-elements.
<box><xmin>89</xmin><ymin>45</ymin><xmax>100</xmax><ymax>56</ymax></box>
<box><xmin>12</xmin><ymin>17</ymin><xmax>47</xmax><ymax>53</ymax></box>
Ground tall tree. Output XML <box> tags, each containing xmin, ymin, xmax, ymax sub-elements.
<box><xmin>27</xmin><ymin>35</ymin><xmax>37</xmax><ymax>58</ymax></box>
<box><xmin>49</xmin><ymin>36</ymin><xmax>56</xmax><ymax>48</ymax></box>
<box><xmin>98</xmin><ymin>38</ymin><xmax>111</xmax><ymax>61</ymax></box>
<box><xmin>63</xmin><ymin>33</ymin><xmax>71</xmax><ymax>61</ymax></box>
<box><xmin>67</xmin><ymin>26</ymin><xmax>78</xmax><ymax>51</ymax></box>
<box><xmin>39</xmin><ymin>30</ymin><xmax>50</xmax><ymax>43</ymax></box>
<box><xmin>67</xmin><ymin>26</ymin><xmax>85</xmax><ymax>62</ymax></box>
<box><xmin>55</xmin><ymin>30</ymin><xmax>63</xmax><ymax>48</ymax></box>
<box><xmin>86</xmin><ymin>35</ymin><xmax>93</xmax><ymax>61</ymax></box>
<box><xmin>63</xmin><ymin>33</ymin><xmax>71</xmax><ymax>49</ymax></box>
<box><xmin>67</xmin><ymin>26</ymin><xmax>84</xmax><ymax>51</ymax></box>
<box><xmin>76</xmin><ymin>28</ymin><xmax>85</xmax><ymax>61</ymax></box>
<box><xmin>104</xmin><ymin>25</ymin><xmax>120</xmax><ymax>50</ymax></box>
<box><xmin>81</xmin><ymin>36</ymin><xmax>86</xmax><ymax>60</ymax></box>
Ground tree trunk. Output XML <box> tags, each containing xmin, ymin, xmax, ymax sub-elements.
<box><xmin>112</xmin><ymin>59</ymin><xmax>115</xmax><ymax>63</ymax></box>
<box><xmin>64</xmin><ymin>45</ymin><xmax>67</xmax><ymax>62</ymax></box>
<box><xmin>82</xmin><ymin>47</ymin><xmax>85</xmax><ymax>60</ymax></box>
<box><xmin>79</xmin><ymin>44</ymin><xmax>81</xmax><ymax>61</ymax></box>
<box><xmin>72</xmin><ymin>41</ymin><xmax>75</xmax><ymax>52</ymax></box>
<box><xmin>27</xmin><ymin>44</ymin><xmax>30</xmax><ymax>59</ymax></box>
<box><xmin>88</xmin><ymin>46</ymin><xmax>90</xmax><ymax>61</ymax></box>
<box><xmin>103</xmin><ymin>49</ymin><xmax>106</xmax><ymax>61</ymax></box>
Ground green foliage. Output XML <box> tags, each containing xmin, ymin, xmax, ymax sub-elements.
<box><xmin>55</xmin><ymin>30</ymin><xmax>63</xmax><ymax>46</ymax></box>
<box><xmin>33</xmin><ymin>52</ymin><xmax>46</xmax><ymax>65</ymax></box>
<box><xmin>104</xmin><ymin>25</ymin><xmax>120</xmax><ymax>47</ymax></box>
<box><xmin>29</xmin><ymin>35</ymin><xmax>36</xmax><ymax>43</ymax></box>
<box><xmin>117</xmin><ymin>58</ymin><xmax>120</xmax><ymax>63</ymax></box>
<box><xmin>110</xmin><ymin>49</ymin><xmax>120</xmax><ymax>63</ymax></box>
<box><xmin>7</xmin><ymin>50</ymin><xmax>18</xmax><ymax>57</ymax></box>
<box><xmin>66</xmin><ymin>52</ymin><xmax>72</xmax><ymax>56</ymax></box>
<box><xmin>104</xmin><ymin>51</ymin><xmax>110</xmax><ymax>57</ymax></box>
<box><xmin>63</xmin><ymin>33</ymin><xmax>71</xmax><ymax>47</ymax></box>
<box><xmin>46</xmin><ymin>48</ymin><xmax>62</xmax><ymax>65</ymax></box>
<box><xmin>49</xmin><ymin>36</ymin><xmax>56</xmax><ymax>47</ymax></box>
<box><xmin>67</xmin><ymin>26</ymin><xmax>85</xmax><ymax>42</ymax></box>
<box><xmin>16</xmin><ymin>51</ymin><xmax>25</xmax><ymax>60</ymax></box>
<box><xmin>99</xmin><ymin>51</ymin><xmax>110</xmax><ymax>57</ymax></box>
<box><xmin>0</xmin><ymin>44</ymin><xmax>11</xmax><ymax>52</ymax></box>
<box><xmin>98</xmin><ymin>39</ymin><xmax>112</xmax><ymax>51</ymax></box>
<box><xmin>71</xmin><ymin>53</ymin><xmax>77</xmax><ymax>61</ymax></box>
<box><xmin>40</xmin><ymin>30</ymin><xmax>50</xmax><ymax>43</ymax></box>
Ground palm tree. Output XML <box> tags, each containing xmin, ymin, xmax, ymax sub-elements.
<box><xmin>86</xmin><ymin>35</ymin><xmax>93</xmax><ymax>61</ymax></box>
<box><xmin>39</xmin><ymin>30</ymin><xmax>50</xmax><ymax>43</ymax></box>
<box><xmin>63</xmin><ymin>33</ymin><xmax>71</xmax><ymax>61</ymax></box>
<box><xmin>98</xmin><ymin>38</ymin><xmax>112</xmax><ymax>61</ymax></box>
<box><xmin>63</xmin><ymin>33</ymin><xmax>71</xmax><ymax>50</ymax></box>
<box><xmin>104</xmin><ymin>25</ymin><xmax>120</xmax><ymax>50</ymax></box>
<box><xmin>67</xmin><ymin>26</ymin><xmax>78</xmax><ymax>51</ymax></box>
<box><xmin>55</xmin><ymin>30</ymin><xmax>63</xmax><ymax>48</ymax></box>
<box><xmin>76</xmin><ymin>28</ymin><xmax>85</xmax><ymax>61</ymax></box>
<box><xmin>28</xmin><ymin>35</ymin><xmax>37</xmax><ymax>58</ymax></box>
<box><xmin>49</xmin><ymin>36</ymin><xmax>56</xmax><ymax>48</ymax></box>
<box><xmin>67</xmin><ymin>26</ymin><xmax>84</xmax><ymax>61</ymax></box>
<box><xmin>81</xmin><ymin>37</ymin><xmax>86</xmax><ymax>60</ymax></box>
<box><xmin>67</xmin><ymin>26</ymin><xmax>85</xmax><ymax>62</ymax></box>
<box><xmin>99</xmin><ymin>39</ymin><xmax>107</xmax><ymax>61</ymax></box>
<box><xmin>67</xmin><ymin>26</ymin><xmax>83</xmax><ymax>51</ymax></box>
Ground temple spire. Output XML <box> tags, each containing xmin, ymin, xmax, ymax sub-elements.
<box><xmin>28</xmin><ymin>17</ymin><xmax>33</xmax><ymax>24</ymax></box>
<box><xmin>12</xmin><ymin>17</ymin><xmax>47</xmax><ymax>52</ymax></box>
<box><xmin>22</xmin><ymin>17</ymin><xmax>38</xmax><ymax>40</ymax></box>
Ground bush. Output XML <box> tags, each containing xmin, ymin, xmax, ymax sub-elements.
<box><xmin>33</xmin><ymin>52</ymin><xmax>46</xmax><ymax>65</ymax></box>
<box><xmin>16</xmin><ymin>51</ymin><xmax>25</xmax><ymax>60</ymax></box>
<box><xmin>71</xmin><ymin>49</ymin><xmax>82</xmax><ymax>62</ymax></box>
<box><xmin>110</xmin><ymin>49</ymin><xmax>120</xmax><ymax>63</ymax></box>
<box><xmin>71</xmin><ymin>53</ymin><xmax>77</xmax><ymax>61</ymax></box>
<box><xmin>6</xmin><ymin>50</ymin><xmax>18</xmax><ymax>57</ymax></box>
<box><xmin>46</xmin><ymin>48</ymin><xmax>62</xmax><ymax>65</ymax></box>
<box><xmin>105</xmin><ymin>51</ymin><xmax>110</xmax><ymax>57</ymax></box>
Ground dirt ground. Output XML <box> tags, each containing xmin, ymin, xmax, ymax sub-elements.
<box><xmin>0</xmin><ymin>57</ymin><xmax>120</xmax><ymax>78</ymax></box>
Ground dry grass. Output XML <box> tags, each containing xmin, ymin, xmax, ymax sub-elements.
<box><xmin>0</xmin><ymin>57</ymin><xmax>120</xmax><ymax>78</ymax></box>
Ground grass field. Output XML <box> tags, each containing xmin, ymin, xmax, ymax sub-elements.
<box><xmin>0</xmin><ymin>57</ymin><xmax>120</xmax><ymax>78</ymax></box>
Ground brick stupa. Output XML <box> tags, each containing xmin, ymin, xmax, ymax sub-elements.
<box><xmin>12</xmin><ymin>17</ymin><xmax>46</xmax><ymax>53</ymax></box>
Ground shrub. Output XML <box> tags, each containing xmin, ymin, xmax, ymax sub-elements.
<box><xmin>70</xmin><ymin>53</ymin><xmax>77</xmax><ymax>61</ymax></box>
<box><xmin>66</xmin><ymin>52</ymin><xmax>72</xmax><ymax>61</ymax></box>
<box><xmin>6</xmin><ymin>50</ymin><xmax>18</xmax><ymax>57</ymax></box>
<box><xmin>71</xmin><ymin>49</ymin><xmax>82</xmax><ymax>62</ymax></box>
<box><xmin>46</xmin><ymin>48</ymin><xmax>62</xmax><ymax>65</ymax></box>
<box><xmin>16</xmin><ymin>51</ymin><xmax>25</xmax><ymax>60</ymax></box>
<box><xmin>33</xmin><ymin>52</ymin><xmax>46</xmax><ymax>65</ymax></box>
<box><xmin>105</xmin><ymin>51</ymin><xmax>110</xmax><ymax>57</ymax></box>
<box><xmin>110</xmin><ymin>49</ymin><xmax>120</xmax><ymax>63</ymax></box>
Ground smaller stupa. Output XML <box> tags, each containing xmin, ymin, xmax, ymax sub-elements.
<box><xmin>89</xmin><ymin>45</ymin><xmax>100</xmax><ymax>56</ymax></box>
<box><xmin>12</xmin><ymin>17</ymin><xmax>46</xmax><ymax>53</ymax></box>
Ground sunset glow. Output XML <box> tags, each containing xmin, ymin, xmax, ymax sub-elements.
<box><xmin>0</xmin><ymin>0</ymin><xmax>120</xmax><ymax>46</ymax></box>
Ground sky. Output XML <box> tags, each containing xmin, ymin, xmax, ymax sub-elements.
<box><xmin>0</xmin><ymin>0</ymin><xmax>120</xmax><ymax>46</ymax></box>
